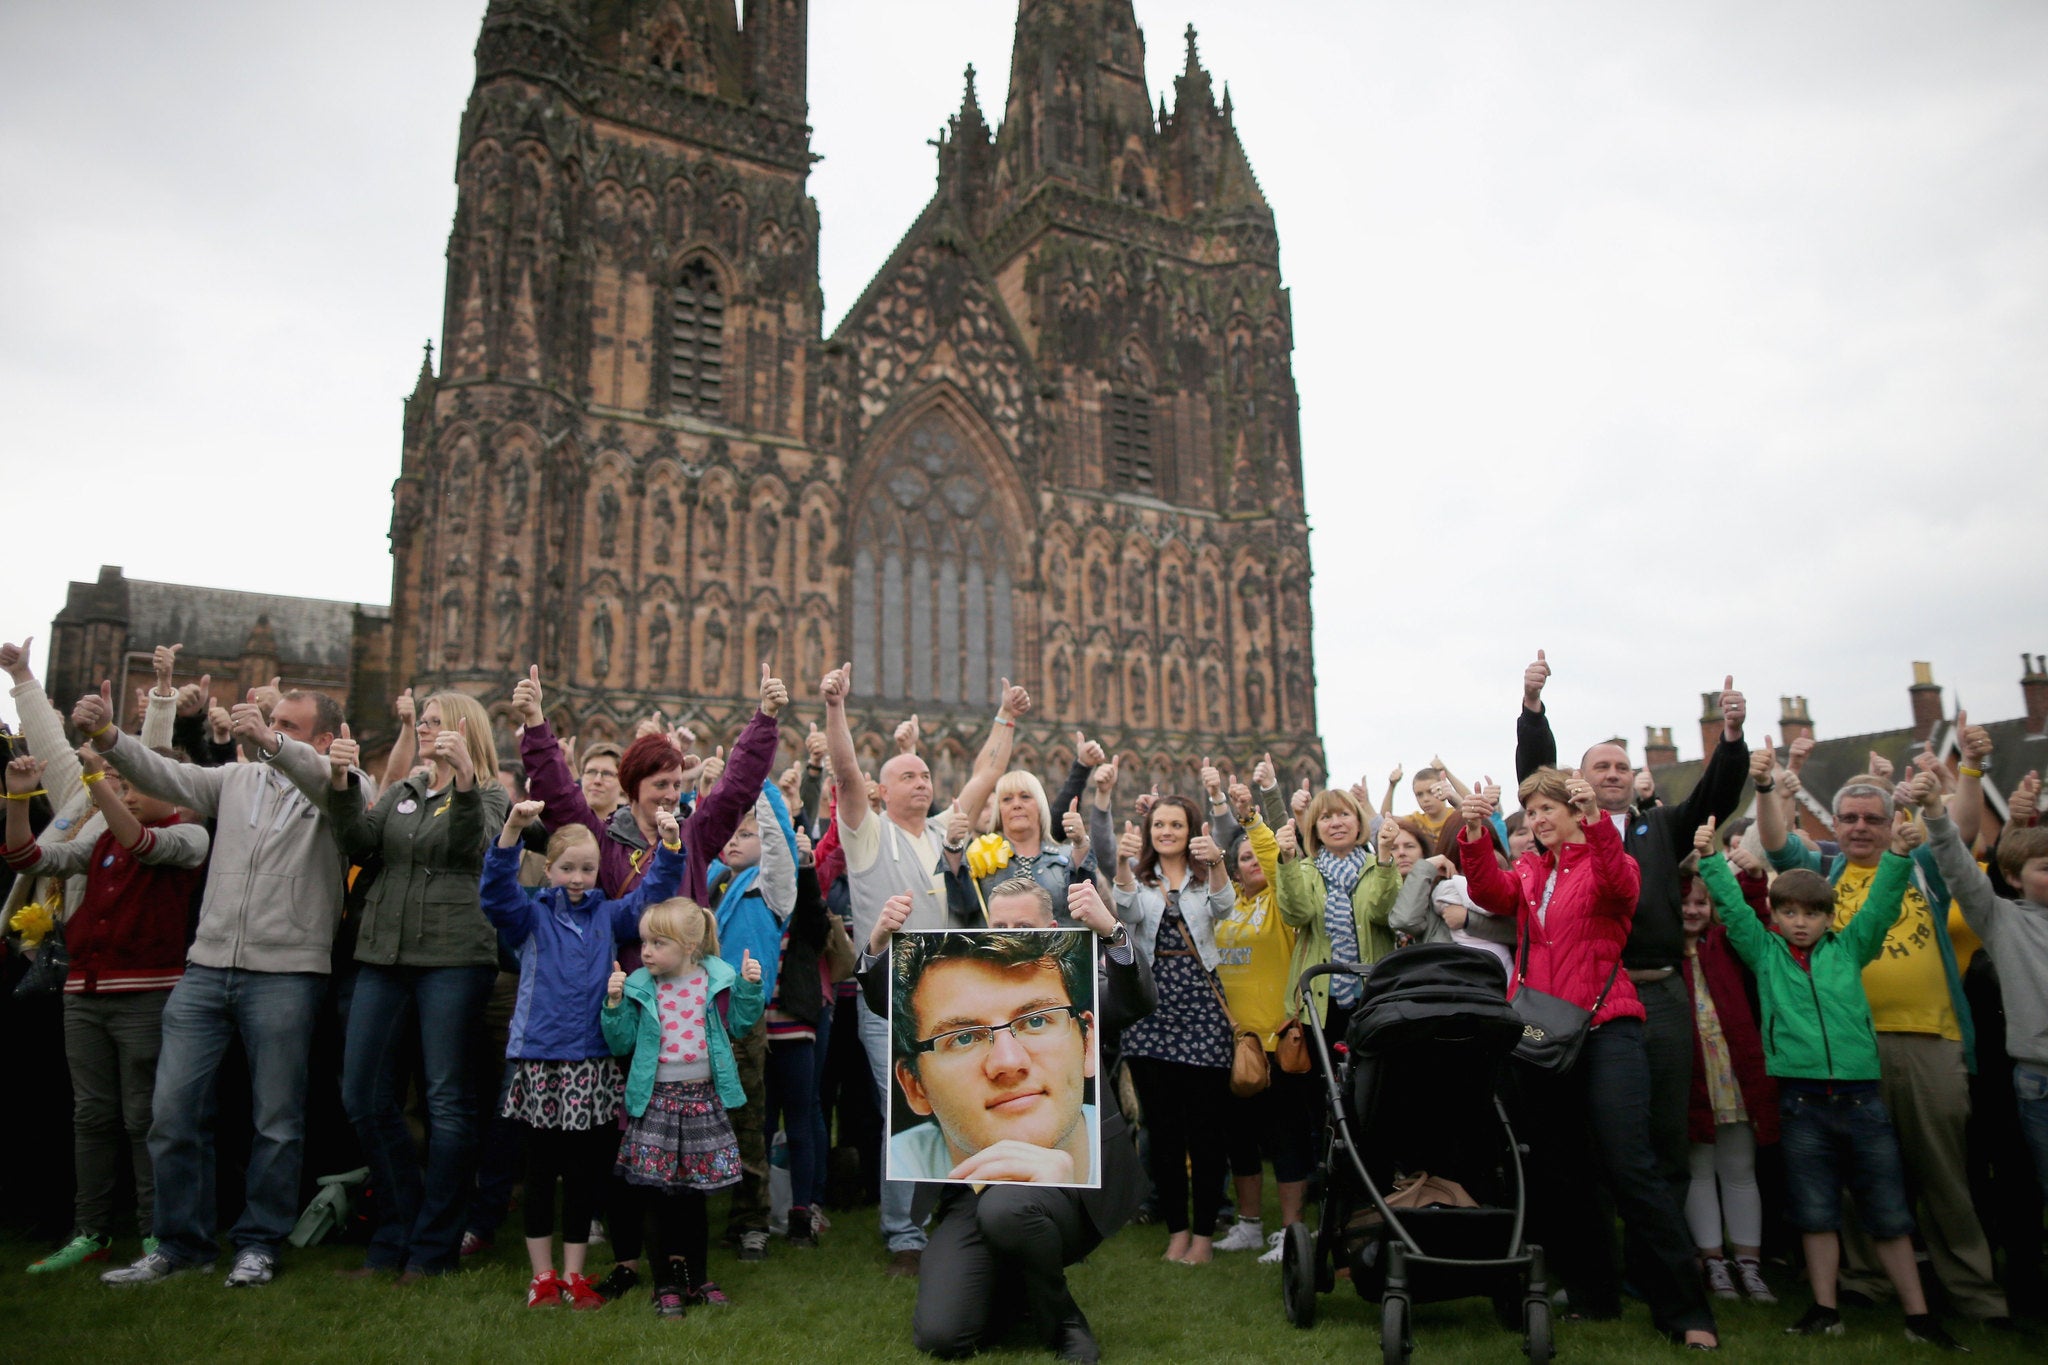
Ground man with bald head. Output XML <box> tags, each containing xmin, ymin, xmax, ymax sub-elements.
<box><xmin>820</xmin><ymin>661</ymin><xmax>1030</xmax><ymax>1275</ymax></box>
<box><xmin>1514</xmin><ymin>652</ymin><xmax>1755</xmax><ymax>1318</ymax></box>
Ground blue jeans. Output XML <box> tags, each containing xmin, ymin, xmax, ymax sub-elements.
<box><xmin>809</xmin><ymin>1003</ymin><xmax>833</xmax><ymax>1206</ymax></box>
<box><xmin>766</xmin><ymin>1037</ymin><xmax>821</xmax><ymax>1209</ymax></box>
<box><xmin>1779</xmin><ymin>1080</ymin><xmax>1916</xmax><ymax>1238</ymax></box>
<box><xmin>2014</xmin><ymin>1063</ymin><xmax>2048</xmax><ymax>1199</ymax></box>
<box><xmin>467</xmin><ymin>1061</ymin><xmax>522</xmax><ymax>1239</ymax></box>
<box><xmin>149</xmin><ymin>965</ymin><xmax>326</xmax><ymax>1265</ymax></box>
<box><xmin>858</xmin><ymin>995</ymin><xmax>926</xmax><ymax>1251</ymax></box>
<box><xmin>342</xmin><ymin>963</ymin><xmax>494</xmax><ymax>1273</ymax></box>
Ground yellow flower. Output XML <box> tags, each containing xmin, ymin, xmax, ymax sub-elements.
<box><xmin>965</xmin><ymin>833</ymin><xmax>1013</xmax><ymax>882</ymax></box>
<box><xmin>9</xmin><ymin>894</ymin><xmax>58</xmax><ymax>948</ymax></box>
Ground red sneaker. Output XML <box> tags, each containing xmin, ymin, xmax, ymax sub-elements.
<box><xmin>526</xmin><ymin>1270</ymin><xmax>565</xmax><ymax>1307</ymax></box>
<box><xmin>562</xmin><ymin>1271</ymin><xmax>607</xmax><ymax>1310</ymax></box>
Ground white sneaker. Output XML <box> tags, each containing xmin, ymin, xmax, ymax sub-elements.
<box><xmin>1257</xmin><ymin>1230</ymin><xmax>1288</xmax><ymax>1264</ymax></box>
<box><xmin>223</xmin><ymin>1248</ymin><xmax>276</xmax><ymax>1287</ymax></box>
<box><xmin>1214</xmin><ymin>1219</ymin><xmax>1266</xmax><ymax>1252</ymax></box>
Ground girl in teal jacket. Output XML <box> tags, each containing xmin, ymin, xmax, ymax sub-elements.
<box><xmin>601</xmin><ymin>899</ymin><xmax>763</xmax><ymax>1317</ymax></box>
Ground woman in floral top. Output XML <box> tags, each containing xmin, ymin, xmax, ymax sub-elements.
<box><xmin>1112</xmin><ymin>795</ymin><xmax>1235</xmax><ymax>1264</ymax></box>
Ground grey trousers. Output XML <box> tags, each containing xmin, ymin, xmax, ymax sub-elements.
<box><xmin>1839</xmin><ymin>1032</ymin><xmax>2008</xmax><ymax>1319</ymax></box>
<box><xmin>65</xmin><ymin>991</ymin><xmax>169</xmax><ymax>1238</ymax></box>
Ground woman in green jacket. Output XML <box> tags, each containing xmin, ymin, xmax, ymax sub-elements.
<box><xmin>1273</xmin><ymin>788</ymin><xmax>1398</xmax><ymax>1036</ymax></box>
<box><xmin>309</xmin><ymin>691</ymin><xmax>508</xmax><ymax>1278</ymax></box>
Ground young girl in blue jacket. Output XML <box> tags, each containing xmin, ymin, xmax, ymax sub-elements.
<box><xmin>602</xmin><ymin>898</ymin><xmax>763</xmax><ymax>1318</ymax></box>
<box><xmin>480</xmin><ymin>798</ymin><xmax>683</xmax><ymax>1310</ymax></box>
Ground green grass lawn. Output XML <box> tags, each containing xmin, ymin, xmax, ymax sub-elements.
<box><xmin>2</xmin><ymin>1196</ymin><xmax>2038</xmax><ymax>1364</ymax></box>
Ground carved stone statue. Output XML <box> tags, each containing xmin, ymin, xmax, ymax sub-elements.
<box><xmin>801</xmin><ymin>617</ymin><xmax>824</xmax><ymax>683</ymax></box>
<box><xmin>652</xmin><ymin>491</ymin><xmax>675</xmax><ymax>566</ymax></box>
<box><xmin>1164</xmin><ymin>566</ymin><xmax>1183</xmax><ymax>630</ymax></box>
<box><xmin>504</xmin><ymin>460</ymin><xmax>528</xmax><ymax>531</ymax></box>
<box><xmin>1129</xmin><ymin>664</ymin><xmax>1148</xmax><ymax>723</ymax></box>
<box><xmin>756</xmin><ymin>503</ymin><xmax>780</xmax><ymax>575</ymax></box>
<box><xmin>1091</xmin><ymin>657</ymin><xmax>1112</xmax><ymax>714</ymax></box>
<box><xmin>591</xmin><ymin>601</ymin><xmax>614</xmax><ymax>680</ymax></box>
<box><xmin>596</xmin><ymin>484</ymin><xmax>621</xmax><ymax>558</ymax></box>
<box><xmin>1168</xmin><ymin>663</ymin><xmax>1186</xmax><ymax>722</ymax></box>
<box><xmin>494</xmin><ymin>584</ymin><xmax>522</xmax><ymax>656</ymax></box>
<box><xmin>702</xmin><ymin>614</ymin><xmax>726</xmax><ymax>688</ymax></box>
<box><xmin>703</xmin><ymin>498</ymin><xmax>728</xmax><ymax>569</ymax></box>
<box><xmin>1088</xmin><ymin>561</ymin><xmax>1108</xmax><ymax>619</ymax></box>
<box><xmin>754</xmin><ymin>614</ymin><xmax>779</xmax><ymax>674</ymax></box>
<box><xmin>1201</xmin><ymin>574</ymin><xmax>1219</xmax><ymax>633</ymax></box>
<box><xmin>806</xmin><ymin>506</ymin><xmax>826</xmax><ymax>582</ymax></box>
<box><xmin>1047</xmin><ymin>550</ymin><xmax>1068</xmax><ymax>613</ymax></box>
<box><xmin>1051</xmin><ymin>650</ymin><xmax>1072</xmax><ymax>711</ymax></box>
<box><xmin>441</xmin><ymin>589</ymin><xmax>464</xmax><ymax>650</ymax></box>
<box><xmin>648</xmin><ymin>604</ymin><xmax>672</xmax><ymax>680</ymax></box>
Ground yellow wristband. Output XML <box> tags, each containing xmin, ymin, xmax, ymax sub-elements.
<box><xmin>90</xmin><ymin>722</ymin><xmax>114</xmax><ymax>740</ymax></box>
<box><xmin>81</xmin><ymin>770</ymin><xmax>105</xmax><ymax>786</ymax></box>
<box><xmin>1958</xmin><ymin>766</ymin><xmax>1983</xmax><ymax>780</ymax></box>
<box><xmin>4</xmin><ymin>789</ymin><xmax>47</xmax><ymax>801</ymax></box>
<box><xmin>662</xmin><ymin>839</ymin><xmax>683</xmax><ymax>852</ymax></box>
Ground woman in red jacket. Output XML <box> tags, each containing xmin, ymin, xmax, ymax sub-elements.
<box><xmin>1679</xmin><ymin>838</ymin><xmax>1778</xmax><ymax>1304</ymax></box>
<box><xmin>1458</xmin><ymin>769</ymin><xmax>1717</xmax><ymax>1349</ymax></box>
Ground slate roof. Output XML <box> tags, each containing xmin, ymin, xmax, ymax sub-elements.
<box><xmin>56</xmin><ymin>566</ymin><xmax>386</xmax><ymax>671</ymax></box>
<box><xmin>1649</xmin><ymin>715</ymin><xmax>2048</xmax><ymax>823</ymax></box>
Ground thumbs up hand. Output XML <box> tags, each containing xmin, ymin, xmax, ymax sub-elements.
<box><xmin>740</xmin><ymin>948</ymin><xmax>762</xmax><ymax>984</ymax></box>
<box><xmin>328</xmin><ymin>722</ymin><xmax>360</xmax><ymax>787</ymax></box>
<box><xmin>512</xmin><ymin>664</ymin><xmax>544</xmax><ymax>728</ymax></box>
<box><xmin>72</xmin><ymin>679</ymin><xmax>116</xmax><ymax>742</ymax></box>
<box><xmin>1188</xmin><ymin>821</ymin><xmax>1223</xmax><ymax>867</ymax></box>
<box><xmin>435</xmin><ymin>716</ymin><xmax>475</xmax><ymax>787</ymax></box>
<box><xmin>607</xmin><ymin>961</ymin><xmax>626</xmax><ymax>1006</ymax></box>
<box><xmin>1694</xmin><ymin>815</ymin><xmax>1718</xmax><ymax>860</ymax></box>
<box><xmin>1062</xmin><ymin>797</ymin><xmax>1089</xmax><ymax>850</ymax></box>
<box><xmin>1117</xmin><ymin>819</ymin><xmax>1143</xmax><ymax>865</ymax></box>
<box><xmin>1523</xmin><ymin>649</ymin><xmax>1550</xmax><ymax>709</ymax></box>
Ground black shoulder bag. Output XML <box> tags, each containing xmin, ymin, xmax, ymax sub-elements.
<box><xmin>1509</xmin><ymin>873</ymin><xmax>1622</xmax><ymax>1073</ymax></box>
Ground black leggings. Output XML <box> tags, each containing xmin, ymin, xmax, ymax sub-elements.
<box><xmin>641</xmin><ymin>1184</ymin><xmax>710</xmax><ymax>1290</ymax></box>
<box><xmin>1129</xmin><ymin>1057</ymin><xmax>1230</xmax><ymax>1237</ymax></box>
<box><xmin>520</xmin><ymin>1123</ymin><xmax>617</xmax><ymax>1242</ymax></box>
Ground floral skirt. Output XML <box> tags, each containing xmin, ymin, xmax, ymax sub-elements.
<box><xmin>616</xmin><ymin>1079</ymin><xmax>742</xmax><ymax>1192</ymax></box>
<box><xmin>502</xmin><ymin>1057</ymin><xmax>622</xmax><ymax>1131</ymax></box>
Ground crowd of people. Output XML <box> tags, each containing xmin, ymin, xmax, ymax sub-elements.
<box><xmin>3</xmin><ymin>634</ymin><xmax>2045</xmax><ymax>1360</ymax></box>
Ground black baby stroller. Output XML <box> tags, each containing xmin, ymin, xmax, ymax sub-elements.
<box><xmin>1279</xmin><ymin>945</ymin><xmax>1552</xmax><ymax>1363</ymax></box>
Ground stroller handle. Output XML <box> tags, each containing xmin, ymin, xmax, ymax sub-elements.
<box><xmin>1297</xmin><ymin>960</ymin><xmax>1371</xmax><ymax>989</ymax></box>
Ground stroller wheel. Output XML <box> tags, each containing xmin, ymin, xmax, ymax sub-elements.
<box><xmin>1523</xmin><ymin>1296</ymin><xmax>1553</xmax><ymax>1363</ymax></box>
<box><xmin>1379</xmin><ymin>1292</ymin><xmax>1411</xmax><ymax>1364</ymax></box>
<box><xmin>1280</xmin><ymin>1223</ymin><xmax>1318</xmax><ymax>1329</ymax></box>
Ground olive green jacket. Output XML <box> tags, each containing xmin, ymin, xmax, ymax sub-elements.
<box><xmin>330</xmin><ymin>774</ymin><xmax>509</xmax><ymax>968</ymax></box>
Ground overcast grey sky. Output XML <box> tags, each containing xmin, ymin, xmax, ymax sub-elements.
<box><xmin>3</xmin><ymin>1</ymin><xmax>2044</xmax><ymax>783</ymax></box>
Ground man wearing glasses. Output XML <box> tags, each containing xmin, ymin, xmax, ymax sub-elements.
<box><xmin>860</xmin><ymin>878</ymin><xmax>1154</xmax><ymax>1361</ymax></box>
<box><xmin>1760</xmin><ymin>772</ymin><xmax>2007</xmax><ymax>1325</ymax></box>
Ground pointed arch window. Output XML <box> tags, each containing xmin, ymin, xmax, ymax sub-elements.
<box><xmin>670</xmin><ymin>259</ymin><xmax>725</xmax><ymax>416</ymax></box>
<box><xmin>1107</xmin><ymin>340</ymin><xmax>1156</xmax><ymax>494</ymax></box>
<box><xmin>1107</xmin><ymin>387</ymin><xmax>1153</xmax><ymax>492</ymax></box>
<box><xmin>850</xmin><ymin>412</ymin><xmax>1015</xmax><ymax>706</ymax></box>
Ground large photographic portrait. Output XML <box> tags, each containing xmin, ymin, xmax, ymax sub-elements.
<box><xmin>885</xmin><ymin>928</ymin><xmax>1101</xmax><ymax>1189</ymax></box>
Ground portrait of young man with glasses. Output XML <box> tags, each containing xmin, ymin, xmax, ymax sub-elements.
<box><xmin>884</xmin><ymin>919</ymin><xmax>1100</xmax><ymax>1187</ymax></box>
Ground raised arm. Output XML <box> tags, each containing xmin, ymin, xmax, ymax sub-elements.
<box><xmin>1666</xmin><ymin>676</ymin><xmax>1750</xmax><ymax>842</ymax></box>
<box><xmin>1572</xmin><ymin>776</ymin><xmax>1642</xmax><ymax>909</ymax></box>
<box><xmin>1950</xmin><ymin>712</ymin><xmax>1993</xmax><ymax>850</ymax></box>
<box><xmin>817</xmin><ymin>661</ymin><xmax>868</xmax><ymax>835</ymax></box>
<box><xmin>381</xmin><ymin>688</ymin><xmax>419</xmax><ymax>790</ymax></box>
<box><xmin>751</xmin><ymin>785</ymin><xmax>798</xmax><ymax>919</ymax></box>
<box><xmin>1841</xmin><ymin>839</ymin><xmax>1915</xmax><ymax>967</ymax></box>
<box><xmin>512</xmin><ymin>666</ymin><xmax>604</xmax><ymax>841</ymax></box>
<box><xmin>92</xmin><ymin>722</ymin><xmax>228</xmax><ymax>818</ymax></box>
<box><xmin>952</xmin><ymin>677</ymin><xmax>1031</xmax><ymax>821</ymax></box>
<box><xmin>1455</xmin><ymin>786</ymin><xmax>1523</xmax><ymax>919</ymax></box>
<box><xmin>1697</xmin><ymin>845</ymin><xmax>1771</xmax><ymax>971</ymax></box>
<box><xmin>683</xmin><ymin>667</ymin><xmax>786</xmax><ymax>877</ymax></box>
<box><xmin>1515</xmin><ymin>650</ymin><xmax>1556</xmax><ymax>783</ymax></box>
<box><xmin>4</xmin><ymin>639</ymin><xmax>86</xmax><ymax>813</ymax></box>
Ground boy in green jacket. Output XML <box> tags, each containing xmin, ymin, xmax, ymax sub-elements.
<box><xmin>1693</xmin><ymin>801</ymin><xmax>1961</xmax><ymax>1349</ymax></box>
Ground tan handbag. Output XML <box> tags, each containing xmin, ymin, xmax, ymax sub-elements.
<box><xmin>1274</xmin><ymin>992</ymin><xmax>1312</xmax><ymax>1075</ymax></box>
<box><xmin>1198</xmin><ymin>966</ymin><xmax>1270</xmax><ymax>1098</ymax></box>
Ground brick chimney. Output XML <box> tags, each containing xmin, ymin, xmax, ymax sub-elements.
<box><xmin>1644</xmin><ymin>725</ymin><xmax>1678</xmax><ymax>769</ymax></box>
<box><xmin>1778</xmin><ymin>695</ymin><xmax>1814</xmax><ymax>746</ymax></box>
<box><xmin>1699</xmin><ymin>692</ymin><xmax>1725</xmax><ymax>764</ymax></box>
<box><xmin>2024</xmin><ymin>652</ymin><xmax>2048</xmax><ymax>737</ymax></box>
<box><xmin>1909</xmin><ymin>661</ymin><xmax>1943</xmax><ymax>742</ymax></box>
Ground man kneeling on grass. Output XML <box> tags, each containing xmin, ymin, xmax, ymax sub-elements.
<box><xmin>860</xmin><ymin>880</ymin><xmax>1153</xmax><ymax>1363</ymax></box>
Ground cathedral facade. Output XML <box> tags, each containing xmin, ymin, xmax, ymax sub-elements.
<box><xmin>388</xmin><ymin>0</ymin><xmax>1323</xmax><ymax>789</ymax></box>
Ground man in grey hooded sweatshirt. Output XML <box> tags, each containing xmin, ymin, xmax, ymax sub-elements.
<box><xmin>73</xmin><ymin>682</ymin><xmax>351</xmax><ymax>1289</ymax></box>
